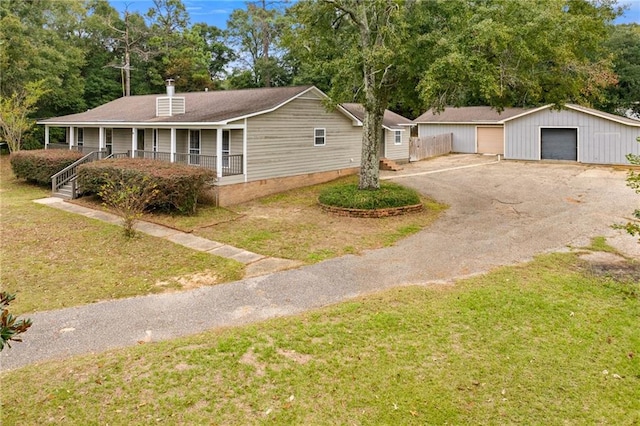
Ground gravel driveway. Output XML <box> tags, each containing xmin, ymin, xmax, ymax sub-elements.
<box><xmin>2</xmin><ymin>155</ymin><xmax>638</xmax><ymax>371</ymax></box>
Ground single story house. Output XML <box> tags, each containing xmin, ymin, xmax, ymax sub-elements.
<box><xmin>39</xmin><ymin>83</ymin><xmax>412</xmax><ymax>205</ymax></box>
<box><xmin>414</xmin><ymin>104</ymin><xmax>640</xmax><ymax>165</ymax></box>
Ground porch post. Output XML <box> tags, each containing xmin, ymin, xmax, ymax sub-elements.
<box><xmin>99</xmin><ymin>127</ymin><xmax>105</xmax><ymax>152</ymax></box>
<box><xmin>243</xmin><ymin>119</ymin><xmax>248</xmax><ymax>182</ymax></box>
<box><xmin>69</xmin><ymin>127</ymin><xmax>74</xmax><ymax>150</ymax></box>
<box><xmin>216</xmin><ymin>128</ymin><xmax>223</xmax><ymax>179</ymax></box>
<box><xmin>170</xmin><ymin>128</ymin><xmax>176</xmax><ymax>162</ymax></box>
<box><xmin>131</xmin><ymin>128</ymin><xmax>137</xmax><ymax>158</ymax></box>
<box><xmin>44</xmin><ymin>125</ymin><xmax>50</xmax><ymax>149</ymax></box>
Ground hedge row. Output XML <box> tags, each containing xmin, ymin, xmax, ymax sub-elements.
<box><xmin>78</xmin><ymin>158</ymin><xmax>216</xmax><ymax>215</ymax></box>
<box><xmin>10</xmin><ymin>149</ymin><xmax>84</xmax><ymax>185</ymax></box>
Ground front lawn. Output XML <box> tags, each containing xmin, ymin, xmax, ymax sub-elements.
<box><xmin>2</xmin><ymin>251</ymin><xmax>638</xmax><ymax>424</ymax></box>
<box><xmin>76</xmin><ymin>175</ymin><xmax>446</xmax><ymax>264</ymax></box>
<box><xmin>0</xmin><ymin>156</ymin><xmax>244</xmax><ymax>315</ymax></box>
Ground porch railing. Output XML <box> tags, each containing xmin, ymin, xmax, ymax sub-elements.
<box><xmin>132</xmin><ymin>151</ymin><xmax>243</xmax><ymax>176</ymax></box>
<box><xmin>174</xmin><ymin>153</ymin><xmax>217</xmax><ymax>169</ymax></box>
<box><xmin>133</xmin><ymin>150</ymin><xmax>172</xmax><ymax>162</ymax></box>
<box><xmin>51</xmin><ymin>150</ymin><xmax>106</xmax><ymax>194</ymax></box>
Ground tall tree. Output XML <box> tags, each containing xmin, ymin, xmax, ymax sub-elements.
<box><xmin>598</xmin><ymin>24</ymin><xmax>640</xmax><ymax>118</ymax></box>
<box><xmin>0</xmin><ymin>81</ymin><xmax>49</xmax><ymax>152</ymax></box>
<box><xmin>286</xmin><ymin>0</ymin><xmax>620</xmax><ymax>190</ymax></box>
<box><xmin>145</xmin><ymin>0</ymin><xmax>233</xmax><ymax>92</ymax></box>
<box><xmin>0</xmin><ymin>0</ymin><xmax>86</xmax><ymax>117</ymax></box>
<box><xmin>226</xmin><ymin>1</ymin><xmax>291</xmax><ymax>88</ymax></box>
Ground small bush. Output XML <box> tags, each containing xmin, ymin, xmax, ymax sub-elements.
<box><xmin>318</xmin><ymin>181</ymin><xmax>421</xmax><ymax>209</ymax></box>
<box><xmin>99</xmin><ymin>172</ymin><xmax>160</xmax><ymax>238</ymax></box>
<box><xmin>10</xmin><ymin>149</ymin><xmax>84</xmax><ymax>185</ymax></box>
<box><xmin>78</xmin><ymin>158</ymin><xmax>215</xmax><ymax>215</ymax></box>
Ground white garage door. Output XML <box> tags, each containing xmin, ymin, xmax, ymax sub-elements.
<box><xmin>477</xmin><ymin>126</ymin><xmax>504</xmax><ymax>155</ymax></box>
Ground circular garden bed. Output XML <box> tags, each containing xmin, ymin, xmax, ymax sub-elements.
<box><xmin>318</xmin><ymin>180</ymin><xmax>423</xmax><ymax>218</ymax></box>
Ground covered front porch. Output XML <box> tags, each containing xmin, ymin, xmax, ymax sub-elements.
<box><xmin>43</xmin><ymin>123</ymin><xmax>247</xmax><ymax>179</ymax></box>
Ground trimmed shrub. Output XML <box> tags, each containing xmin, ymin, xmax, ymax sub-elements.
<box><xmin>318</xmin><ymin>181</ymin><xmax>421</xmax><ymax>210</ymax></box>
<box><xmin>10</xmin><ymin>149</ymin><xmax>84</xmax><ymax>185</ymax></box>
<box><xmin>78</xmin><ymin>158</ymin><xmax>216</xmax><ymax>215</ymax></box>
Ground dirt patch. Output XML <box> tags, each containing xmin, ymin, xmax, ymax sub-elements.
<box><xmin>155</xmin><ymin>271</ymin><xmax>219</xmax><ymax>291</ymax></box>
<box><xmin>277</xmin><ymin>349</ymin><xmax>313</xmax><ymax>365</ymax></box>
<box><xmin>579</xmin><ymin>252</ymin><xmax>640</xmax><ymax>284</ymax></box>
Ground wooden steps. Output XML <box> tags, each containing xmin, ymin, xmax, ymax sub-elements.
<box><xmin>379</xmin><ymin>158</ymin><xmax>403</xmax><ymax>171</ymax></box>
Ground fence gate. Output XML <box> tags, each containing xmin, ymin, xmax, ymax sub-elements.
<box><xmin>409</xmin><ymin>133</ymin><xmax>452</xmax><ymax>162</ymax></box>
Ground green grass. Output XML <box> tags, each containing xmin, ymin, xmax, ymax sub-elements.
<box><xmin>318</xmin><ymin>180</ymin><xmax>421</xmax><ymax>209</ymax></box>
<box><xmin>74</xmin><ymin>175</ymin><xmax>446</xmax><ymax>264</ymax></box>
<box><xmin>2</xmin><ymin>252</ymin><xmax>638</xmax><ymax>424</ymax></box>
<box><xmin>0</xmin><ymin>156</ymin><xmax>244</xmax><ymax>314</ymax></box>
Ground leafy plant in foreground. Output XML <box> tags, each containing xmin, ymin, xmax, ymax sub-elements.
<box><xmin>615</xmin><ymin>136</ymin><xmax>640</xmax><ymax>240</ymax></box>
<box><xmin>99</xmin><ymin>172</ymin><xmax>159</xmax><ymax>238</ymax></box>
<box><xmin>1</xmin><ymin>292</ymin><xmax>32</xmax><ymax>351</ymax></box>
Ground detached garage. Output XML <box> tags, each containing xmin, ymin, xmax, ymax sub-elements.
<box><xmin>415</xmin><ymin>104</ymin><xmax>640</xmax><ymax>165</ymax></box>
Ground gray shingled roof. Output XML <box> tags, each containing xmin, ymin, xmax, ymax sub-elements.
<box><xmin>414</xmin><ymin>106</ymin><xmax>528</xmax><ymax>123</ymax></box>
<box><xmin>39</xmin><ymin>85</ymin><xmax>316</xmax><ymax>124</ymax></box>
<box><xmin>341</xmin><ymin>103</ymin><xmax>413</xmax><ymax>130</ymax></box>
<box><xmin>414</xmin><ymin>104</ymin><xmax>640</xmax><ymax>126</ymax></box>
<box><xmin>564</xmin><ymin>104</ymin><xmax>640</xmax><ymax>126</ymax></box>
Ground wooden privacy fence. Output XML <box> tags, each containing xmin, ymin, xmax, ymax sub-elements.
<box><xmin>409</xmin><ymin>133</ymin><xmax>452</xmax><ymax>162</ymax></box>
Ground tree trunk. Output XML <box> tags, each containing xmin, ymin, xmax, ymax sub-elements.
<box><xmin>124</xmin><ymin>49</ymin><xmax>131</xmax><ymax>97</ymax></box>
<box><xmin>359</xmin><ymin>71</ymin><xmax>385</xmax><ymax>190</ymax></box>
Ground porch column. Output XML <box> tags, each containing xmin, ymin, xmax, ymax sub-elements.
<box><xmin>170</xmin><ymin>128</ymin><xmax>176</xmax><ymax>162</ymax></box>
<box><xmin>216</xmin><ymin>128</ymin><xmax>223</xmax><ymax>179</ymax></box>
<box><xmin>44</xmin><ymin>125</ymin><xmax>50</xmax><ymax>149</ymax></box>
<box><xmin>98</xmin><ymin>127</ymin><xmax>105</xmax><ymax>151</ymax></box>
<box><xmin>69</xmin><ymin>127</ymin><xmax>74</xmax><ymax>150</ymax></box>
<box><xmin>131</xmin><ymin>128</ymin><xmax>137</xmax><ymax>158</ymax></box>
<box><xmin>243</xmin><ymin>119</ymin><xmax>248</xmax><ymax>182</ymax></box>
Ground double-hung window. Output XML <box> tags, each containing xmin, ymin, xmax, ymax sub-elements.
<box><xmin>189</xmin><ymin>130</ymin><xmax>201</xmax><ymax>165</ymax></box>
<box><xmin>394</xmin><ymin>130</ymin><xmax>402</xmax><ymax>145</ymax></box>
<box><xmin>314</xmin><ymin>128</ymin><xmax>326</xmax><ymax>146</ymax></box>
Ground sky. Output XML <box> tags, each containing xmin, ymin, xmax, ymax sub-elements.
<box><xmin>111</xmin><ymin>0</ymin><xmax>640</xmax><ymax>29</ymax></box>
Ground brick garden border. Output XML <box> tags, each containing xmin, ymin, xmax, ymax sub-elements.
<box><xmin>319</xmin><ymin>202</ymin><xmax>423</xmax><ymax>218</ymax></box>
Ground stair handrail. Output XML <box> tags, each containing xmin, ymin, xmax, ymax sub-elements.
<box><xmin>51</xmin><ymin>150</ymin><xmax>105</xmax><ymax>193</ymax></box>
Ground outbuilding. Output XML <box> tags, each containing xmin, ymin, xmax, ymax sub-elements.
<box><xmin>414</xmin><ymin>104</ymin><xmax>640</xmax><ymax>165</ymax></box>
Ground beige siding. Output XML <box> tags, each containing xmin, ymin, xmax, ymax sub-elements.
<box><xmin>157</xmin><ymin>129</ymin><xmax>171</xmax><ymax>152</ymax></box>
<box><xmin>245</xmin><ymin>98</ymin><xmax>361</xmax><ymax>181</ymax></box>
<box><xmin>176</xmin><ymin>129</ymin><xmax>188</xmax><ymax>154</ymax></box>
<box><xmin>384</xmin><ymin>129</ymin><xmax>410</xmax><ymax>161</ymax></box>
<box><xmin>82</xmin><ymin>128</ymin><xmax>100</xmax><ymax>150</ymax></box>
<box><xmin>201</xmin><ymin>130</ymin><xmax>216</xmax><ymax>156</ymax></box>
<box><xmin>230</xmin><ymin>129</ymin><xmax>243</xmax><ymax>155</ymax></box>
<box><xmin>112</xmin><ymin>128</ymin><xmax>132</xmax><ymax>154</ymax></box>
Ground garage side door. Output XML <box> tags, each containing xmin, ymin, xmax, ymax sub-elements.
<box><xmin>477</xmin><ymin>126</ymin><xmax>504</xmax><ymax>155</ymax></box>
<box><xmin>541</xmin><ymin>128</ymin><xmax>577</xmax><ymax>161</ymax></box>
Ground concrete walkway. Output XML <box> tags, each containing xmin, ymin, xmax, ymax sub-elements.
<box><xmin>2</xmin><ymin>157</ymin><xmax>639</xmax><ymax>371</ymax></box>
<box><xmin>32</xmin><ymin>197</ymin><xmax>302</xmax><ymax>277</ymax></box>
